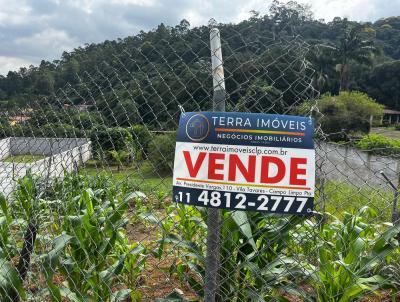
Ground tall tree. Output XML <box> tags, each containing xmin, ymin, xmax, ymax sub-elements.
<box><xmin>308</xmin><ymin>45</ymin><xmax>335</xmax><ymax>94</ymax></box>
<box><xmin>365</xmin><ymin>60</ymin><xmax>400</xmax><ymax>109</ymax></box>
<box><xmin>326</xmin><ymin>19</ymin><xmax>376</xmax><ymax>91</ymax></box>
<box><xmin>269</xmin><ymin>0</ymin><xmax>313</xmax><ymax>36</ymax></box>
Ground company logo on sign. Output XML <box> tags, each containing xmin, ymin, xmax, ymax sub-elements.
<box><xmin>186</xmin><ymin>114</ymin><xmax>210</xmax><ymax>142</ymax></box>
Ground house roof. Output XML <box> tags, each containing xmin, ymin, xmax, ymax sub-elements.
<box><xmin>383</xmin><ymin>109</ymin><xmax>400</xmax><ymax>115</ymax></box>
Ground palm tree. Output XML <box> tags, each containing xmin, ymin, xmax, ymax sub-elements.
<box><xmin>325</xmin><ymin>19</ymin><xmax>376</xmax><ymax>91</ymax></box>
<box><xmin>308</xmin><ymin>45</ymin><xmax>333</xmax><ymax>95</ymax></box>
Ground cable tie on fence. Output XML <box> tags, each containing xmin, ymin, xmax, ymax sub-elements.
<box><xmin>178</xmin><ymin>104</ymin><xmax>186</xmax><ymax>115</ymax></box>
<box><xmin>307</xmin><ymin>106</ymin><xmax>315</xmax><ymax>124</ymax></box>
<box><xmin>308</xmin><ymin>103</ymin><xmax>321</xmax><ymax>124</ymax></box>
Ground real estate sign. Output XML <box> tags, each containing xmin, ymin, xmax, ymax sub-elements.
<box><xmin>172</xmin><ymin>112</ymin><xmax>315</xmax><ymax>214</ymax></box>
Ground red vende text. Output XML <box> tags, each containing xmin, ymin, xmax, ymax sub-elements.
<box><xmin>182</xmin><ymin>151</ymin><xmax>307</xmax><ymax>185</ymax></box>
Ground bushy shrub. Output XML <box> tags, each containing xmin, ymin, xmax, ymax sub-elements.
<box><xmin>41</xmin><ymin>123</ymin><xmax>82</xmax><ymax>137</ymax></box>
<box><xmin>5</xmin><ymin>124</ymin><xmax>34</xmax><ymax>137</ymax></box>
<box><xmin>90</xmin><ymin>126</ymin><xmax>134</xmax><ymax>160</ymax></box>
<box><xmin>147</xmin><ymin>132</ymin><xmax>176</xmax><ymax>174</ymax></box>
<box><xmin>298</xmin><ymin>91</ymin><xmax>383</xmax><ymax>141</ymax></box>
<box><xmin>356</xmin><ymin>134</ymin><xmax>400</xmax><ymax>155</ymax></box>
<box><xmin>108</xmin><ymin>149</ymin><xmax>131</xmax><ymax>171</ymax></box>
<box><xmin>128</xmin><ymin>125</ymin><xmax>153</xmax><ymax>158</ymax></box>
<box><xmin>0</xmin><ymin>119</ymin><xmax>13</xmax><ymax>138</ymax></box>
<box><xmin>72</xmin><ymin>112</ymin><xmax>103</xmax><ymax>130</ymax></box>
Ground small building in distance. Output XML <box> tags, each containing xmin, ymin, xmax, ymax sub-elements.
<box><xmin>382</xmin><ymin>108</ymin><xmax>400</xmax><ymax>125</ymax></box>
<box><xmin>9</xmin><ymin>115</ymin><xmax>31</xmax><ymax>126</ymax></box>
<box><xmin>63</xmin><ymin>104</ymin><xmax>92</xmax><ymax>112</ymax></box>
<box><xmin>8</xmin><ymin>109</ymin><xmax>33</xmax><ymax>126</ymax></box>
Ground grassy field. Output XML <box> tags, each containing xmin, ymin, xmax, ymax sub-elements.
<box><xmin>3</xmin><ymin>154</ymin><xmax>45</xmax><ymax>163</ymax></box>
<box><xmin>80</xmin><ymin>160</ymin><xmax>173</xmax><ymax>194</ymax></box>
<box><xmin>317</xmin><ymin>180</ymin><xmax>393</xmax><ymax>221</ymax></box>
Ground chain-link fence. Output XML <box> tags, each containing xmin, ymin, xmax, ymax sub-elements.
<box><xmin>1</xmin><ymin>17</ymin><xmax>400</xmax><ymax>302</ymax></box>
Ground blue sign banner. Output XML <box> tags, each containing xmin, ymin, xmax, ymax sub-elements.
<box><xmin>176</xmin><ymin>111</ymin><xmax>314</xmax><ymax>149</ymax></box>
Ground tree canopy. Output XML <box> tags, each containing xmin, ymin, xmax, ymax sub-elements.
<box><xmin>0</xmin><ymin>1</ymin><xmax>399</xmax><ymax>124</ymax></box>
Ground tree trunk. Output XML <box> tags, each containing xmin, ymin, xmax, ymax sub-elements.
<box><xmin>9</xmin><ymin>220</ymin><xmax>38</xmax><ymax>302</ymax></box>
<box><xmin>17</xmin><ymin>220</ymin><xmax>37</xmax><ymax>280</ymax></box>
<box><xmin>340</xmin><ymin>63</ymin><xmax>350</xmax><ymax>91</ymax></box>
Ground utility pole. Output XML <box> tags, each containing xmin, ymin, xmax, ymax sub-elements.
<box><xmin>204</xmin><ymin>26</ymin><xmax>225</xmax><ymax>302</ymax></box>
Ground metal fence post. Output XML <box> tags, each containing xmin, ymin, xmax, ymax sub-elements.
<box><xmin>393</xmin><ymin>162</ymin><xmax>400</xmax><ymax>224</ymax></box>
<box><xmin>204</xmin><ymin>27</ymin><xmax>225</xmax><ymax>302</ymax></box>
<box><xmin>380</xmin><ymin>170</ymin><xmax>399</xmax><ymax>224</ymax></box>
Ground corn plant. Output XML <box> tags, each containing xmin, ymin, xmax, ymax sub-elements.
<box><xmin>156</xmin><ymin>205</ymin><xmax>308</xmax><ymax>301</ymax></box>
<box><xmin>0</xmin><ymin>193</ymin><xmax>26</xmax><ymax>301</ymax></box>
<box><xmin>41</xmin><ymin>188</ymin><xmax>133</xmax><ymax>301</ymax></box>
<box><xmin>116</xmin><ymin>241</ymin><xmax>148</xmax><ymax>301</ymax></box>
<box><xmin>139</xmin><ymin>203</ymin><xmax>207</xmax><ymax>294</ymax></box>
<box><xmin>0</xmin><ymin>259</ymin><xmax>27</xmax><ymax>301</ymax></box>
<box><xmin>379</xmin><ymin>249</ymin><xmax>400</xmax><ymax>292</ymax></box>
<box><xmin>140</xmin><ymin>202</ymin><xmax>207</xmax><ymax>255</ymax></box>
<box><xmin>307</xmin><ymin>207</ymin><xmax>400</xmax><ymax>302</ymax></box>
<box><xmin>0</xmin><ymin>171</ymin><xmax>44</xmax><ymax>301</ymax></box>
<box><xmin>217</xmin><ymin>212</ymin><xmax>307</xmax><ymax>301</ymax></box>
<box><xmin>49</xmin><ymin>173</ymin><xmax>116</xmax><ymax>202</ymax></box>
<box><xmin>0</xmin><ymin>194</ymin><xmax>14</xmax><ymax>261</ymax></box>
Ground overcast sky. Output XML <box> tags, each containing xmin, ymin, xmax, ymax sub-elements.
<box><xmin>0</xmin><ymin>0</ymin><xmax>399</xmax><ymax>75</ymax></box>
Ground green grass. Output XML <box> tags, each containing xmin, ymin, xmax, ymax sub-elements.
<box><xmin>3</xmin><ymin>154</ymin><xmax>45</xmax><ymax>163</ymax></box>
<box><xmin>316</xmin><ymin>180</ymin><xmax>393</xmax><ymax>222</ymax></box>
<box><xmin>370</xmin><ymin>127</ymin><xmax>400</xmax><ymax>140</ymax></box>
<box><xmin>80</xmin><ymin>160</ymin><xmax>173</xmax><ymax>194</ymax></box>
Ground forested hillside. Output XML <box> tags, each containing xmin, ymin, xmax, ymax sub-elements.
<box><xmin>1</xmin><ymin>1</ymin><xmax>400</xmax><ymax>115</ymax></box>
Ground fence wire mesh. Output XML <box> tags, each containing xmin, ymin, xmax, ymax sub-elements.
<box><xmin>1</xmin><ymin>17</ymin><xmax>400</xmax><ymax>302</ymax></box>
